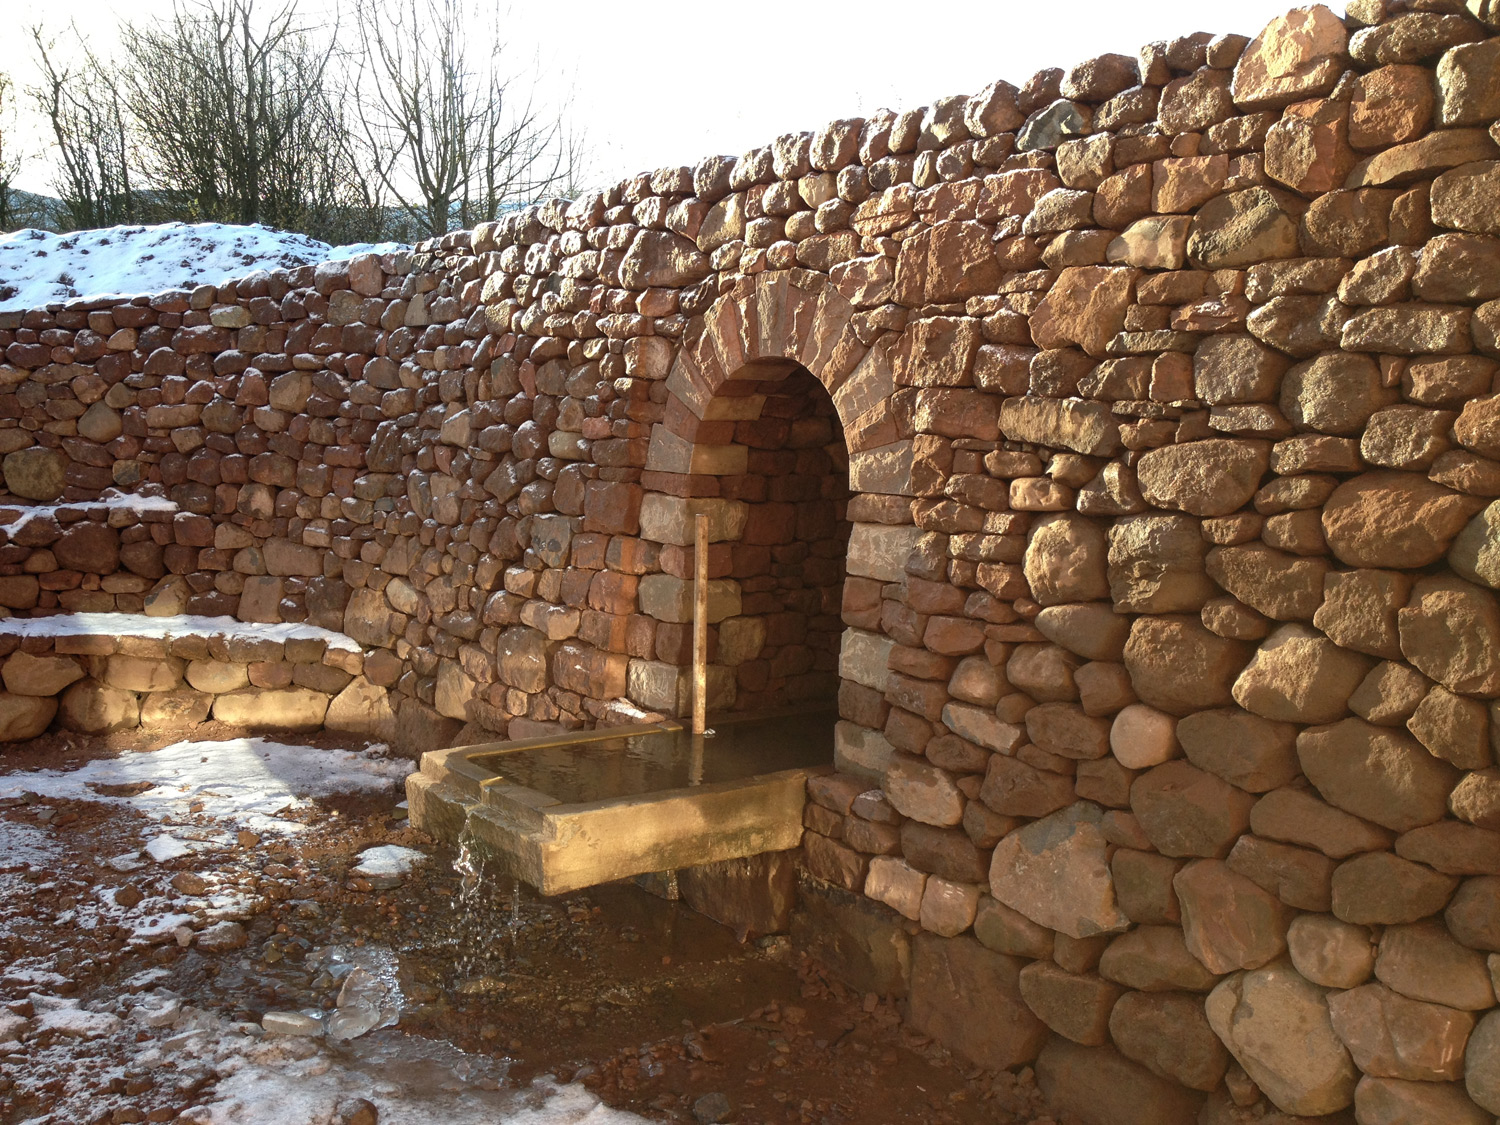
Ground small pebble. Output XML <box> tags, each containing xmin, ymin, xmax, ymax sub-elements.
<box><xmin>336</xmin><ymin>1097</ymin><xmax>378</xmax><ymax>1125</ymax></box>
<box><xmin>693</xmin><ymin>1091</ymin><xmax>732</xmax><ymax>1123</ymax></box>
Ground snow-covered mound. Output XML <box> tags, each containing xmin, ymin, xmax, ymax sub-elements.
<box><xmin>0</xmin><ymin>222</ymin><xmax>405</xmax><ymax>311</ymax></box>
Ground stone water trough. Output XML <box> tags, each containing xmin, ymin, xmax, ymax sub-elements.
<box><xmin>406</xmin><ymin>706</ymin><xmax>834</xmax><ymax>895</ymax></box>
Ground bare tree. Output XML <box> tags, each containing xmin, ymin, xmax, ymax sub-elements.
<box><xmin>352</xmin><ymin>0</ymin><xmax>581</xmax><ymax>239</ymax></box>
<box><xmin>30</xmin><ymin>29</ymin><xmax>139</xmax><ymax>230</ymax></box>
<box><xmin>124</xmin><ymin>0</ymin><xmax>322</xmax><ymax>227</ymax></box>
<box><xmin>110</xmin><ymin>0</ymin><xmax>388</xmax><ymax>243</ymax></box>
<box><xmin>0</xmin><ymin>71</ymin><xmax>25</xmax><ymax>229</ymax></box>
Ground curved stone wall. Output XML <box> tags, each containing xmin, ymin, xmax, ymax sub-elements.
<box><xmin>3</xmin><ymin>2</ymin><xmax>1500</xmax><ymax>1120</ymax></box>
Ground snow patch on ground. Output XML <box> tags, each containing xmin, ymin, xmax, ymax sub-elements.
<box><xmin>6</xmin><ymin>982</ymin><xmax>649</xmax><ymax>1125</ymax></box>
<box><xmin>0</xmin><ymin>737</ymin><xmax>412</xmax><ymax>835</ymax></box>
<box><xmin>178</xmin><ymin>1020</ymin><xmax>648</xmax><ymax>1125</ymax></box>
<box><xmin>0</xmin><ymin>817</ymin><xmax>60</xmax><ymax>870</ymax></box>
<box><xmin>32</xmin><ymin>998</ymin><xmax>123</xmax><ymax>1039</ymax></box>
<box><xmin>145</xmin><ymin>835</ymin><xmax>195</xmax><ymax>863</ymax></box>
<box><xmin>0</xmin><ymin>222</ymin><xmax>406</xmax><ymax>311</ymax></box>
<box><xmin>351</xmin><ymin>845</ymin><xmax>427</xmax><ymax>878</ymax></box>
<box><xmin>0</xmin><ymin>820</ymin><xmax>64</xmax><ymax>933</ymax></box>
<box><xmin>0</xmin><ymin>611</ymin><xmax>362</xmax><ymax>652</ymax></box>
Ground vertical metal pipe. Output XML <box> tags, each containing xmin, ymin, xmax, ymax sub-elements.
<box><xmin>692</xmin><ymin>512</ymin><xmax>709</xmax><ymax>736</ymax></box>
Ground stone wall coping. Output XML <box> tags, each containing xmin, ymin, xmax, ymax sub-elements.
<box><xmin>0</xmin><ymin>612</ymin><xmax>362</xmax><ymax>653</ymax></box>
<box><xmin>0</xmin><ymin>490</ymin><xmax>178</xmax><ymax>535</ymax></box>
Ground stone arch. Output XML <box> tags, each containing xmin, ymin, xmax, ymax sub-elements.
<box><xmin>632</xmin><ymin>272</ymin><xmax>922</xmax><ymax>774</ymax></box>
<box><xmin>644</xmin><ymin>271</ymin><xmax>913</xmax><ymax>497</ymax></box>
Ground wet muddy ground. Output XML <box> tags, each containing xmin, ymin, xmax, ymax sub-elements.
<box><xmin>0</xmin><ymin>728</ymin><xmax>1051</xmax><ymax>1124</ymax></box>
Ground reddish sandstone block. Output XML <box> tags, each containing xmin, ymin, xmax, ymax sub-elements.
<box><xmin>1350</xmin><ymin>64</ymin><xmax>1435</xmax><ymax>151</ymax></box>
<box><xmin>587</xmin><ymin>571</ymin><xmax>638</xmax><ymax>614</ymax></box>
<box><xmin>1266</xmin><ymin>99</ymin><xmax>1356</xmax><ymax>196</ymax></box>
<box><xmin>803</xmin><ymin>832</ymin><xmax>870</xmax><ymax>892</ymax></box>
<box><xmin>551</xmin><ymin>642</ymin><xmax>628</xmax><ymax>698</ymax></box>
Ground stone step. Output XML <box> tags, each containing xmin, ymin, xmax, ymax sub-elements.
<box><xmin>0</xmin><ymin>612</ymin><xmax>391</xmax><ymax>742</ymax></box>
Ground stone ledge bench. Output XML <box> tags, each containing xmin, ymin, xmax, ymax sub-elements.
<box><xmin>0</xmin><ymin>613</ymin><xmax>394</xmax><ymax>741</ymax></box>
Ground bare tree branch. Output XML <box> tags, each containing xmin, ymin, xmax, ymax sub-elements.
<box><xmin>29</xmin><ymin>27</ymin><xmax>138</xmax><ymax>230</ymax></box>
<box><xmin>351</xmin><ymin>0</ymin><xmax>581</xmax><ymax>239</ymax></box>
<box><xmin>109</xmin><ymin>0</ymin><xmax>389</xmax><ymax>242</ymax></box>
<box><xmin>0</xmin><ymin>71</ymin><xmax>24</xmax><ymax>229</ymax></box>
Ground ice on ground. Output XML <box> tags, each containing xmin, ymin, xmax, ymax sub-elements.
<box><xmin>352</xmin><ymin>845</ymin><xmax>427</xmax><ymax>878</ymax></box>
<box><xmin>182</xmin><ymin>1023</ymin><xmax>649</xmax><ymax>1125</ymax></box>
<box><xmin>0</xmin><ymin>737</ymin><xmax>412</xmax><ymax>835</ymax></box>
<box><xmin>0</xmin><ymin>612</ymin><xmax>362</xmax><ymax>652</ymax></box>
<box><xmin>145</xmin><ymin>835</ymin><xmax>193</xmax><ymax>863</ymax></box>
<box><xmin>14</xmin><ymin>985</ymin><xmax>648</xmax><ymax>1123</ymax></box>
<box><xmin>0</xmin><ymin>222</ymin><xmax>407</xmax><ymax>312</ymax></box>
<box><xmin>0</xmin><ymin>489</ymin><xmax>178</xmax><ymax>533</ymax></box>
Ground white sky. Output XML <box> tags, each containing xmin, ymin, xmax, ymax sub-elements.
<box><xmin>2</xmin><ymin>0</ymin><xmax>1334</xmax><ymax>200</ymax></box>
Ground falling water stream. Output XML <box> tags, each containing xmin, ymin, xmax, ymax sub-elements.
<box><xmin>449</xmin><ymin>825</ymin><xmax>516</xmax><ymax>996</ymax></box>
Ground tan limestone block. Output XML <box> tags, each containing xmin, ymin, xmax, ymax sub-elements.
<box><xmin>1398</xmin><ymin>574</ymin><xmax>1500</xmax><ymax>695</ymax></box>
<box><xmin>1106</xmin><ymin>216</ymin><xmax>1190</xmax><ymax>270</ymax></box>
<box><xmin>1207</xmin><ymin>544</ymin><xmax>1328</xmax><ymax>621</ymax></box>
<box><xmin>918</xmin><ymin>876</ymin><xmax>980</xmax><ymax>938</ymax></box>
<box><xmin>1030</xmin><ymin>266</ymin><xmax>1139</xmax><ymax>358</ymax></box>
<box><xmin>1298</xmin><ymin>717</ymin><xmax>1459</xmax><ymax>833</ymax></box>
<box><xmin>1250</xmin><ymin>786</ymin><xmax>1394</xmax><ymax>858</ymax></box>
<box><xmin>1347</xmin><ymin>128</ymin><xmax>1500</xmax><ymax>188</ymax></box>
<box><xmin>1124</xmin><ymin>614</ymin><xmax>1249</xmax><ymax>716</ymax></box>
<box><xmin>138</xmin><ymin>689</ymin><xmax>210</xmax><ymax>728</ymax></box>
<box><xmin>1208</xmin><ymin>964</ymin><xmax>1357</xmax><ymax>1116</ymax></box>
<box><xmin>1018</xmin><ymin>960</ymin><xmax>1122</xmax><ymax>1046</ymax></box>
<box><xmin>1377</xmin><ymin>920</ymin><xmax>1497</xmax><ymax>1011</ymax></box>
<box><xmin>58</xmin><ymin>680</ymin><xmax>139</xmax><ymax>734</ymax></box>
<box><xmin>1177</xmin><ymin>708</ymin><xmax>1300</xmax><ymax>793</ymax></box>
<box><xmin>0</xmin><ymin>693</ymin><xmax>57</xmax><ymax>740</ymax></box>
<box><xmin>1233</xmin><ymin>623</ymin><xmax>1373</xmax><ymax>724</ymax></box>
<box><xmin>210</xmin><ymin>687</ymin><xmax>329</xmax><ymax>730</ymax></box>
<box><xmin>1099</xmin><ymin>924</ymin><xmax>1220</xmax><ymax>992</ymax></box>
<box><xmin>184</xmin><ymin>661</ymin><xmax>250</xmax><ymax>694</ymax></box>
<box><xmin>1186</xmin><ymin>187</ymin><xmax>1300</xmax><ymax>268</ymax></box>
<box><xmin>1</xmin><ymin>653</ymin><xmax>84</xmax><ymax>697</ymax></box>
<box><xmin>1136</xmin><ymin>438</ymin><xmax>1268</xmax><ymax>518</ymax></box>
<box><xmin>864</xmin><ymin>855</ymin><xmax>926</xmax><ymax>920</ymax></box>
<box><xmin>1323</xmin><ymin>472</ymin><xmax>1484</xmax><ymax>568</ymax></box>
<box><xmin>1433</xmin><ymin>160</ymin><xmax>1500</xmax><ymax>236</ymax></box>
<box><xmin>1350</xmin><ymin>9</ymin><xmax>1483</xmax><ymax>62</ymax></box>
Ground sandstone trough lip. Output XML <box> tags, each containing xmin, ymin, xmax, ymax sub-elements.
<box><xmin>410</xmin><ymin>705</ymin><xmax>835</xmax><ymax>896</ymax></box>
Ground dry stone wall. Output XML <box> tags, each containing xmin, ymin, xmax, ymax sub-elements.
<box><xmin>4</xmin><ymin>0</ymin><xmax>1500</xmax><ymax>1121</ymax></box>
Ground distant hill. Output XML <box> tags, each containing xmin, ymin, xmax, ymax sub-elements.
<box><xmin>1</xmin><ymin>188</ymin><xmax>66</xmax><ymax>231</ymax></box>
